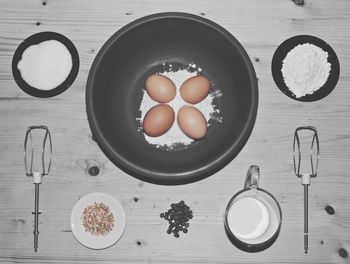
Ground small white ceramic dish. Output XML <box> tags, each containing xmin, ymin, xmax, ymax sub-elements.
<box><xmin>70</xmin><ymin>192</ymin><xmax>126</xmax><ymax>249</ymax></box>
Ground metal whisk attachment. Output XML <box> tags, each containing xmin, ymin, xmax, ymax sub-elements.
<box><xmin>293</xmin><ymin>126</ymin><xmax>319</xmax><ymax>254</ymax></box>
<box><xmin>24</xmin><ymin>126</ymin><xmax>52</xmax><ymax>252</ymax></box>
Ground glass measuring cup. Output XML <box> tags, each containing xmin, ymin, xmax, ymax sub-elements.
<box><xmin>224</xmin><ymin>165</ymin><xmax>282</xmax><ymax>252</ymax></box>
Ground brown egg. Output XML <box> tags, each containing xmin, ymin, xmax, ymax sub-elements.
<box><xmin>143</xmin><ymin>104</ymin><xmax>175</xmax><ymax>137</ymax></box>
<box><xmin>145</xmin><ymin>74</ymin><xmax>176</xmax><ymax>103</ymax></box>
<box><xmin>177</xmin><ymin>105</ymin><xmax>207</xmax><ymax>140</ymax></box>
<box><xmin>180</xmin><ymin>75</ymin><xmax>210</xmax><ymax>104</ymax></box>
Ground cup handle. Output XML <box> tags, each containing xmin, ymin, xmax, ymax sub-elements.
<box><xmin>244</xmin><ymin>165</ymin><xmax>260</xmax><ymax>189</ymax></box>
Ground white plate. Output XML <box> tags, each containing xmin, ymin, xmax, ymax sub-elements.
<box><xmin>70</xmin><ymin>192</ymin><xmax>126</xmax><ymax>249</ymax></box>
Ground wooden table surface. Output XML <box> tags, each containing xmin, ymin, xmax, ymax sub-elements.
<box><xmin>1</xmin><ymin>0</ymin><xmax>350</xmax><ymax>263</ymax></box>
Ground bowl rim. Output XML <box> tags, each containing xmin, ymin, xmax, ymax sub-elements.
<box><xmin>86</xmin><ymin>12</ymin><xmax>259</xmax><ymax>185</ymax></box>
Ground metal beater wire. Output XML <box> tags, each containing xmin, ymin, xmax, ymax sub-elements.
<box><xmin>41</xmin><ymin>128</ymin><xmax>52</xmax><ymax>176</ymax></box>
<box><xmin>293</xmin><ymin>126</ymin><xmax>319</xmax><ymax>178</ymax></box>
<box><xmin>24</xmin><ymin>126</ymin><xmax>52</xmax><ymax>176</ymax></box>
<box><xmin>24</xmin><ymin>127</ymin><xmax>34</xmax><ymax>176</ymax></box>
<box><xmin>310</xmin><ymin>129</ymin><xmax>320</xmax><ymax>177</ymax></box>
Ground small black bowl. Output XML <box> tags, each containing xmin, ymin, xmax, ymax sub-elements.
<box><xmin>271</xmin><ymin>35</ymin><xmax>340</xmax><ymax>102</ymax></box>
<box><xmin>12</xmin><ymin>31</ymin><xmax>79</xmax><ymax>98</ymax></box>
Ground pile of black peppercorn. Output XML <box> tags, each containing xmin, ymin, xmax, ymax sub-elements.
<box><xmin>160</xmin><ymin>201</ymin><xmax>193</xmax><ymax>238</ymax></box>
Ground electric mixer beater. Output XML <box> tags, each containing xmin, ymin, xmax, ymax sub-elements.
<box><xmin>293</xmin><ymin>126</ymin><xmax>319</xmax><ymax>254</ymax></box>
<box><xmin>24</xmin><ymin>126</ymin><xmax>52</xmax><ymax>252</ymax></box>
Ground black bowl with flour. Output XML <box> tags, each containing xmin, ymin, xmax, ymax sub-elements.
<box><xmin>86</xmin><ymin>12</ymin><xmax>258</xmax><ymax>185</ymax></box>
<box><xmin>12</xmin><ymin>31</ymin><xmax>79</xmax><ymax>98</ymax></box>
<box><xmin>271</xmin><ymin>35</ymin><xmax>340</xmax><ymax>102</ymax></box>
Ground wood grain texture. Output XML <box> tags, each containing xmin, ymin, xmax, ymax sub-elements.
<box><xmin>1</xmin><ymin>0</ymin><xmax>350</xmax><ymax>263</ymax></box>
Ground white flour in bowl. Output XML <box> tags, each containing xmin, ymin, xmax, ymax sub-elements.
<box><xmin>137</xmin><ymin>64</ymin><xmax>222</xmax><ymax>149</ymax></box>
<box><xmin>17</xmin><ymin>40</ymin><xmax>72</xmax><ymax>90</ymax></box>
<box><xmin>281</xmin><ymin>43</ymin><xmax>331</xmax><ymax>98</ymax></box>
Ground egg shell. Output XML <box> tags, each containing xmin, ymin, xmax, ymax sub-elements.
<box><xmin>180</xmin><ymin>75</ymin><xmax>210</xmax><ymax>104</ymax></box>
<box><xmin>177</xmin><ymin>105</ymin><xmax>207</xmax><ymax>140</ymax></box>
<box><xmin>143</xmin><ymin>104</ymin><xmax>175</xmax><ymax>137</ymax></box>
<box><xmin>145</xmin><ymin>74</ymin><xmax>176</xmax><ymax>103</ymax></box>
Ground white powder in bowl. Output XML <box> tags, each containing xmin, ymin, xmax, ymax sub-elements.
<box><xmin>281</xmin><ymin>43</ymin><xmax>331</xmax><ymax>98</ymax></box>
<box><xmin>17</xmin><ymin>40</ymin><xmax>72</xmax><ymax>90</ymax></box>
<box><xmin>137</xmin><ymin>64</ymin><xmax>222</xmax><ymax>149</ymax></box>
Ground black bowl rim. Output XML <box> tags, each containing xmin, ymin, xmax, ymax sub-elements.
<box><xmin>271</xmin><ymin>34</ymin><xmax>340</xmax><ymax>102</ymax></box>
<box><xmin>86</xmin><ymin>12</ymin><xmax>259</xmax><ymax>185</ymax></box>
<box><xmin>12</xmin><ymin>31</ymin><xmax>80</xmax><ymax>98</ymax></box>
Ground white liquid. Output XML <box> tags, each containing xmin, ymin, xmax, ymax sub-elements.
<box><xmin>227</xmin><ymin>197</ymin><xmax>269</xmax><ymax>240</ymax></box>
<box><xmin>17</xmin><ymin>40</ymin><xmax>72</xmax><ymax>90</ymax></box>
<box><xmin>227</xmin><ymin>194</ymin><xmax>280</xmax><ymax>244</ymax></box>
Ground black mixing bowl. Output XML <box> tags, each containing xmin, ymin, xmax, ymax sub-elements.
<box><xmin>86</xmin><ymin>12</ymin><xmax>258</xmax><ymax>185</ymax></box>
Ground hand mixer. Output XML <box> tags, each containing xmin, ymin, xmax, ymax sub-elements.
<box><xmin>24</xmin><ymin>126</ymin><xmax>52</xmax><ymax>252</ymax></box>
<box><xmin>293</xmin><ymin>126</ymin><xmax>319</xmax><ymax>254</ymax></box>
